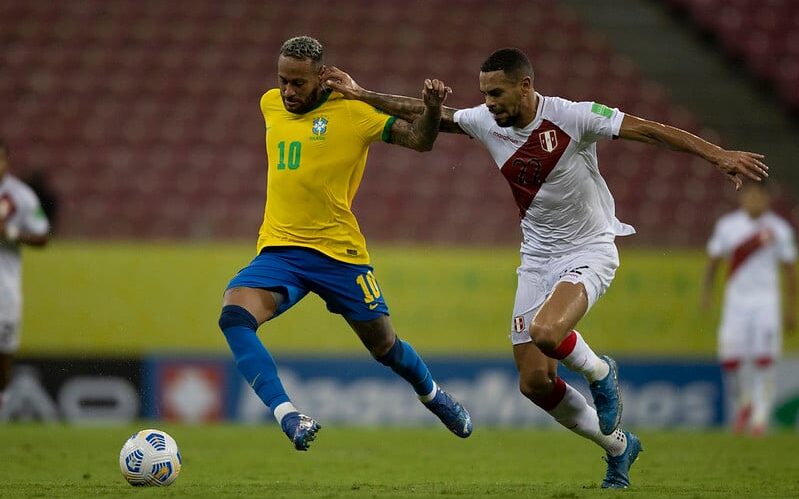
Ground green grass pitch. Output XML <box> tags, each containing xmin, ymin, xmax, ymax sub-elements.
<box><xmin>1</xmin><ymin>424</ymin><xmax>798</xmax><ymax>498</ymax></box>
<box><xmin>19</xmin><ymin>242</ymin><xmax>799</xmax><ymax>356</ymax></box>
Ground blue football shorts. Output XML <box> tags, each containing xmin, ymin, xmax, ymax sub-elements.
<box><xmin>226</xmin><ymin>246</ymin><xmax>389</xmax><ymax>322</ymax></box>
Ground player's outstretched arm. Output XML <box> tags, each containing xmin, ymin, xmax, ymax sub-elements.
<box><xmin>618</xmin><ymin>114</ymin><xmax>769</xmax><ymax>190</ymax></box>
<box><xmin>383</xmin><ymin>79</ymin><xmax>447</xmax><ymax>152</ymax></box>
<box><xmin>0</xmin><ymin>218</ymin><xmax>48</xmax><ymax>247</ymax></box>
<box><xmin>323</xmin><ymin>66</ymin><xmax>466</xmax><ymax>134</ymax></box>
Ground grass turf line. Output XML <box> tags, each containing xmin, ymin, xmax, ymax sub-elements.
<box><xmin>1</xmin><ymin>424</ymin><xmax>798</xmax><ymax>498</ymax></box>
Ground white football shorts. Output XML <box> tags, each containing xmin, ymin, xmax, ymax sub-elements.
<box><xmin>718</xmin><ymin>300</ymin><xmax>781</xmax><ymax>361</ymax></box>
<box><xmin>510</xmin><ymin>242</ymin><xmax>619</xmax><ymax>345</ymax></box>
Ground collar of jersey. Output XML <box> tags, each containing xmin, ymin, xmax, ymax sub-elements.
<box><xmin>302</xmin><ymin>88</ymin><xmax>332</xmax><ymax>114</ymax></box>
<box><xmin>518</xmin><ymin>92</ymin><xmax>545</xmax><ymax>132</ymax></box>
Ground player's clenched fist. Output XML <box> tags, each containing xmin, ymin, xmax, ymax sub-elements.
<box><xmin>422</xmin><ymin>79</ymin><xmax>449</xmax><ymax>108</ymax></box>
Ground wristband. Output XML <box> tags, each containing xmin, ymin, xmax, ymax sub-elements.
<box><xmin>5</xmin><ymin>225</ymin><xmax>19</xmax><ymax>242</ymax></box>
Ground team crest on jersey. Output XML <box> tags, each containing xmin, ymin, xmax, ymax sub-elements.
<box><xmin>513</xmin><ymin>315</ymin><xmax>525</xmax><ymax>333</ymax></box>
<box><xmin>539</xmin><ymin>130</ymin><xmax>558</xmax><ymax>153</ymax></box>
<box><xmin>311</xmin><ymin>116</ymin><xmax>328</xmax><ymax>140</ymax></box>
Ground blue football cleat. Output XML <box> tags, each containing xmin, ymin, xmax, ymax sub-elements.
<box><xmin>601</xmin><ymin>431</ymin><xmax>642</xmax><ymax>489</ymax></box>
<box><xmin>589</xmin><ymin>355</ymin><xmax>622</xmax><ymax>435</ymax></box>
<box><xmin>280</xmin><ymin>412</ymin><xmax>321</xmax><ymax>451</ymax></box>
<box><xmin>423</xmin><ymin>387</ymin><xmax>473</xmax><ymax>438</ymax></box>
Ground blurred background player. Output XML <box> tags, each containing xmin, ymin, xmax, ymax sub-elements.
<box><xmin>702</xmin><ymin>182</ymin><xmax>797</xmax><ymax>435</ymax></box>
<box><xmin>218</xmin><ymin>36</ymin><xmax>472</xmax><ymax>451</ymax></box>
<box><xmin>0</xmin><ymin>141</ymin><xmax>50</xmax><ymax>411</ymax></box>
<box><xmin>324</xmin><ymin>47</ymin><xmax>768</xmax><ymax>488</ymax></box>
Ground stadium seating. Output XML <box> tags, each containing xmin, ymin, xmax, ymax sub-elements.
<box><xmin>0</xmin><ymin>0</ymin><xmax>749</xmax><ymax>245</ymax></box>
<box><xmin>669</xmin><ymin>0</ymin><xmax>799</xmax><ymax>111</ymax></box>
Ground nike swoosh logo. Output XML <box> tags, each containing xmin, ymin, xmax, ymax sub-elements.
<box><xmin>368</xmin><ymin>303</ymin><xmax>379</xmax><ymax>310</ymax></box>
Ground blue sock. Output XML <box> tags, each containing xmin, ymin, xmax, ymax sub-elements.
<box><xmin>219</xmin><ymin>305</ymin><xmax>290</xmax><ymax>412</ymax></box>
<box><xmin>376</xmin><ymin>338</ymin><xmax>435</xmax><ymax>396</ymax></box>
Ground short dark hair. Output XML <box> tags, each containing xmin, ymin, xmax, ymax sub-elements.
<box><xmin>280</xmin><ymin>36</ymin><xmax>324</xmax><ymax>66</ymax></box>
<box><xmin>480</xmin><ymin>48</ymin><xmax>533</xmax><ymax>79</ymax></box>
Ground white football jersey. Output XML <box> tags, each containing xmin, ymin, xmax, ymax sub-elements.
<box><xmin>707</xmin><ymin>209</ymin><xmax>796</xmax><ymax>306</ymax></box>
<box><xmin>454</xmin><ymin>94</ymin><xmax>634</xmax><ymax>255</ymax></box>
<box><xmin>0</xmin><ymin>173</ymin><xmax>50</xmax><ymax>321</ymax></box>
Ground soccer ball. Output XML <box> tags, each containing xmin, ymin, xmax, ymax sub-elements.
<box><xmin>119</xmin><ymin>429</ymin><xmax>182</xmax><ymax>486</ymax></box>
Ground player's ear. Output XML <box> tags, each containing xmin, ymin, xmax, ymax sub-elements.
<box><xmin>520</xmin><ymin>75</ymin><xmax>533</xmax><ymax>94</ymax></box>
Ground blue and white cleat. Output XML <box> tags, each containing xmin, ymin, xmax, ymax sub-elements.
<box><xmin>280</xmin><ymin>412</ymin><xmax>321</xmax><ymax>451</ymax></box>
<box><xmin>423</xmin><ymin>387</ymin><xmax>473</xmax><ymax>438</ymax></box>
<box><xmin>601</xmin><ymin>431</ymin><xmax>642</xmax><ymax>489</ymax></box>
<box><xmin>589</xmin><ymin>355</ymin><xmax>622</xmax><ymax>435</ymax></box>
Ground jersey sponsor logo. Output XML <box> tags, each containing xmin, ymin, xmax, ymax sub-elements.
<box><xmin>591</xmin><ymin>102</ymin><xmax>614</xmax><ymax>118</ymax></box>
<box><xmin>491</xmin><ymin>131</ymin><xmax>523</xmax><ymax>145</ymax></box>
<box><xmin>539</xmin><ymin>130</ymin><xmax>558</xmax><ymax>152</ymax></box>
<box><xmin>311</xmin><ymin>116</ymin><xmax>328</xmax><ymax>141</ymax></box>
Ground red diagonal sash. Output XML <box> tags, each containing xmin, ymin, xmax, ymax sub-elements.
<box><xmin>500</xmin><ymin>120</ymin><xmax>570</xmax><ymax>217</ymax></box>
<box><xmin>728</xmin><ymin>228</ymin><xmax>773</xmax><ymax>278</ymax></box>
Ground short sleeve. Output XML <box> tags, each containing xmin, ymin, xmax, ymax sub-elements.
<box><xmin>570</xmin><ymin>101</ymin><xmax>625</xmax><ymax>144</ymax></box>
<box><xmin>346</xmin><ymin>100</ymin><xmax>395</xmax><ymax>143</ymax></box>
<box><xmin>260</xmin><ymin>90</ymin><xmax>276</xmax><ymax>125</ymax></box>
<box><xmin>776</xmin><ymin>222</ymin><xmax>797</xmax><ymax>262</ymax></box>
<box><xmin>453</xmin><ymin>106</ymin><xmax>484</xmax><ymax>140</ymax></box>
<box><xmin>10</xmin><ymin>187</ymin><xmax>49</xmax><ymax>236</ymax></box>
<box><xmin>707</xmin><ymin>219</ymin><xmax>727</xmax><ymax>257</ymax></box>
<box><xmin>23</xmin><ymin>197</ymin><xmax>49</xmax><ymax>235</ymax></box>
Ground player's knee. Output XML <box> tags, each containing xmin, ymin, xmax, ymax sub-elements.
<box><xmin>218</xmin><ymin>305</ymin><xmax>259</xmax><ymax>334</ymax></box>
<box><xmin>518</xmin><ymin>369</ymin><xmax>555</xmax><ymax>400</ymax></box>
<box><xmin>368</xmin><ymin>335</ymin><xmax>396</xmax><ymax>359</ymax></box>
<box><xmin>529</xmin><ymin>320</ymin><xmax>568</xmax><ymax>352</ymax></box>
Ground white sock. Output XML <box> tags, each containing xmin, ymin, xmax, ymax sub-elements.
<box><xmin>419</xmin><ymin>382</ymin><xmax>438</xmax><ymax>403</ymax></box>
<box><xmin>751</xmin><ymin>362</ymin><xmax>775</xmax><ymax>430</ymax></box>
<box><xmin>548</xmin><ymin>382</ymin><xmax>627</xmax><ymax>456</ymax></box>
<box><xmin>272</xmin><ymin>401</ymin><xmax>299</xmax><ymax>425</ymax></box>
<box><xmin>559</xmin><ymin>331</ymin><xmax>609</xmax><ymax>383</ymax></box>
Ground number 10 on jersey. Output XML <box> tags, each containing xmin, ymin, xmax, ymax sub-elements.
<box><xmin>276</xmin><ymin>141</ymin><xmax>302</xmax><ymax>170</ymax></box>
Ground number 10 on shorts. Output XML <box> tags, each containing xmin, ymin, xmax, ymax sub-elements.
<box><xmin>356</xmin><ymin>271</ymin><xmax>381</xmax><ymax>303</ymax></box>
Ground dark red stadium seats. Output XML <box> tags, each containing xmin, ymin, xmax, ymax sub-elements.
<box><xmin>0</xmin><ymin>0</ymin><xmax>748</xmax><ymax>244</ymax></box>
<box><xmin>671</xmin><ymin>0</ymin><xmax>799</xmax><ymax>113</ymax></box>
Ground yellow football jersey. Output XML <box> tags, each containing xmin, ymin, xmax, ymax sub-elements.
<box><xmin>256</xmin><ymin>88</ymin><xmax>396</xmax><ymax>264</ymax></box>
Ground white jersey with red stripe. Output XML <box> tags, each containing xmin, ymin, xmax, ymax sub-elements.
<box><xmin>453</xmin><ymin>93</ymin><xmax>634</xmax><ymax>256</ymax></box>
<box><xmin>0</xmin><ymin>173</ymin><xmax>50</xmax><ymax>323</ymax></box>
<box><xmin>707</xmin><ymin>209</ymin><xmax>796</xmax><ymax>307</ymax></box>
